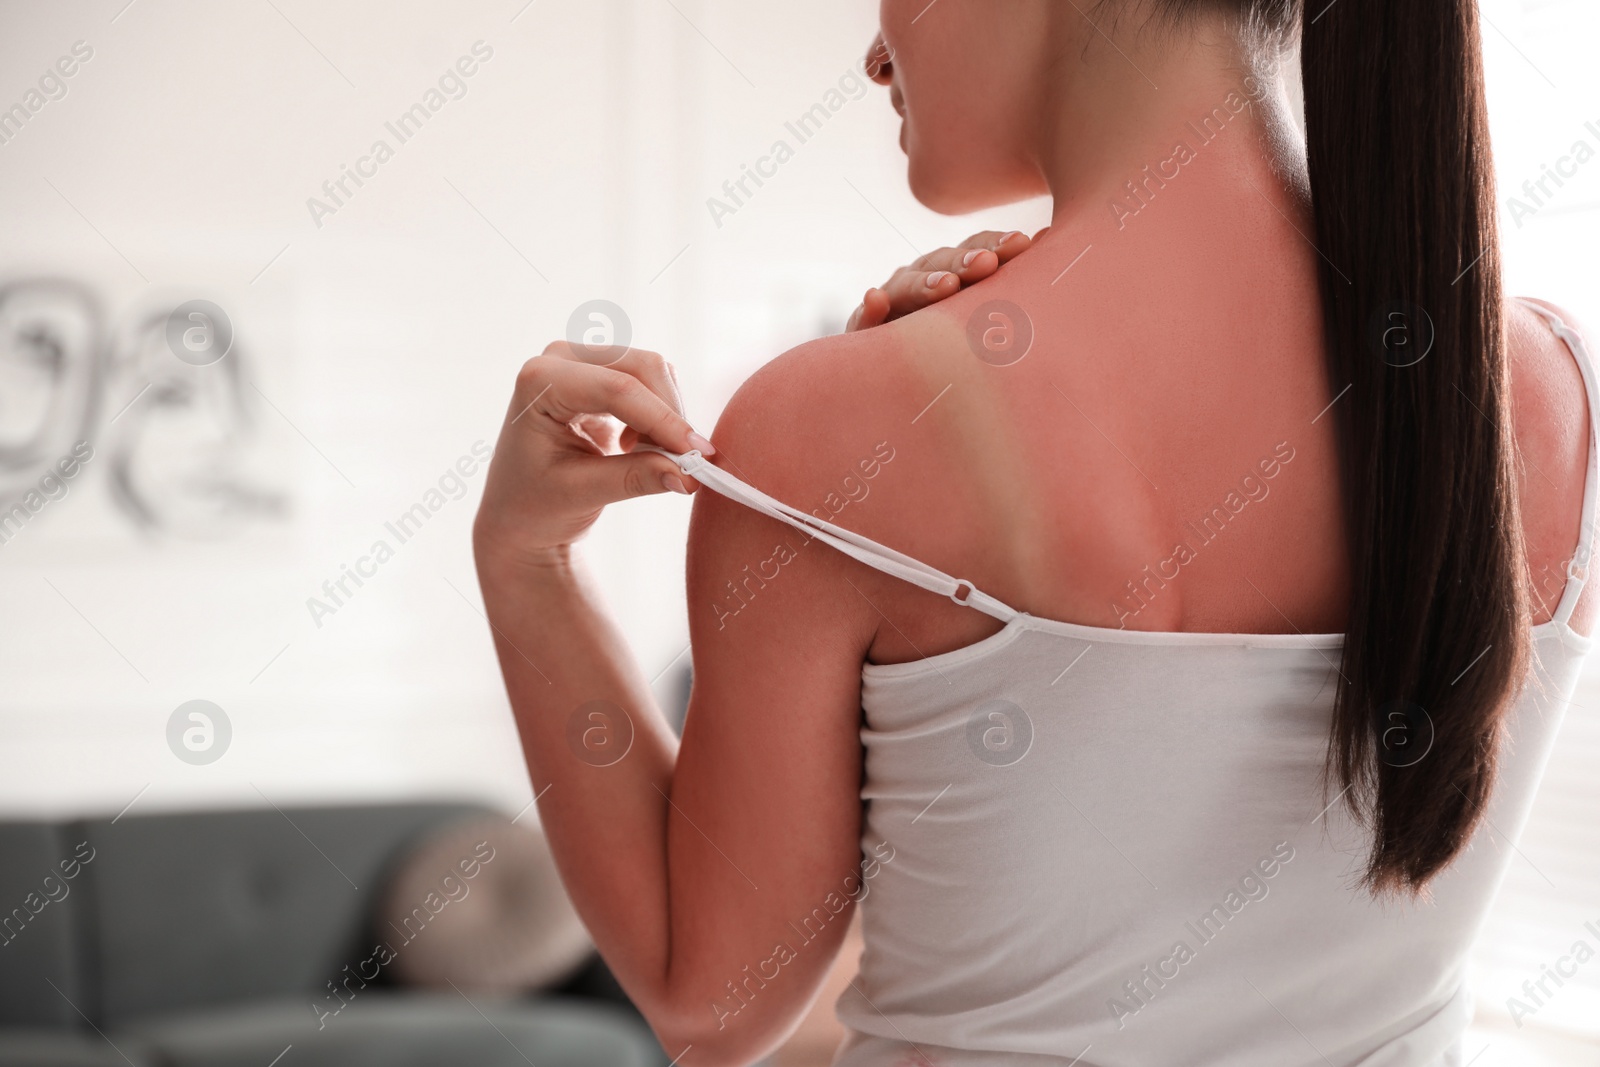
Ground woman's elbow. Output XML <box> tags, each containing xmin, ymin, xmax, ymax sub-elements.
<box><xmin>644</xmin><ymin>992</ymin><xmax>798</xmax><ymax>1067</ymax></box>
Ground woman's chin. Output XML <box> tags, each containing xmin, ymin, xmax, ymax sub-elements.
<box><xmin>905</xmin><ymin>164</ymin><xmax>1021</xmax><ymax>217</ymax></box>
<box><xmin>904</xmin><ymin>163</ymin><xmax>965</xmax><ymax>215</ymax></box>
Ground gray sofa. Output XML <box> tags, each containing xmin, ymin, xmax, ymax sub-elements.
<box><xmin>0</xmin><ymin>803</ymin><xmax>665</xmax><ymax>1067</ymax></box>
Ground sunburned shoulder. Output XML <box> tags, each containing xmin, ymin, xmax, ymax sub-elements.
<box><xmin>1506</xmin><ymin>296</ymin><xmax>1596</xmax><ymax>632</ymax></box>
<box><xmin>705</xmin><ymin>324</ymin><xmax>928</xmax><ymax>503</ymax></box>
<box><xmin>1511</xmin><ymin>297</ymin><xmax>1592</xmax><ymax>367</ymax></box>
<box><xmin>1507</xmin><ymin>297</ymin><xmax>1591</xmax><ymax>455</ymax></box>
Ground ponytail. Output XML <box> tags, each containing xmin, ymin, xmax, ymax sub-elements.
<box><xmin>1302</xmin><ymin>0</ymin><xmax>1528</xmax><ymax>894</ymax></box>
<box><xmin>1150</xmin><ymin>0</ymin><xmax>1527</xmax><ymax>893</ymax></box>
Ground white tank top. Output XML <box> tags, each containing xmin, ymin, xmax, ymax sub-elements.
<box><xmin>656</xmin><ymin>299</ymin><xmax>1598</xmax><ymax>1067</ymax></box>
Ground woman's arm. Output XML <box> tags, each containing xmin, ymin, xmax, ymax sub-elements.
<box><xmin>474</xmin><ymin>339</ymin><xmax>882</xmax><ymax>1066</ymax></box>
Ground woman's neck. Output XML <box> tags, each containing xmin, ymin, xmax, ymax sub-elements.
<box><xmin>1033</xmin><ymin>22</ymin><xmax>1307</xmax><ymax>233</ymax></box>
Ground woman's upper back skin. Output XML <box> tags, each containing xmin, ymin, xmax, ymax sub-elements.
<box><xmin>709</xmin><ymin>186</ymin><xmax>1595</xmax><ymax>669</ymax></box>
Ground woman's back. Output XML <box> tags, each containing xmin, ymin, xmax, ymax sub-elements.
<box><xmin>689</xmin><ymin>71</ymin><xmax>1598</xmax><ymax>1067</ymax></box>
<box><xmin>832</xmin><ymin>584</ymin><xmax>1592</xmax><ymax>1066</ymax></box>
<box><xmin>696</xmin><ymin>271</ymin><xmax>1596</xmax><ymax>1064</ymax></box>
<box><xmin>713</xmin><ymin>165</ymin><xmax>1594</xmax><ymax>663</ymax></box>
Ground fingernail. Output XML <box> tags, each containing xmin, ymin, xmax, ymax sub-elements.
<box><xmin>961</xmin><ymin>249</ymin><xmax>982</xmax><ymax>267</ymax></box>
<box><xmin>687</xmin><ymin>431</ymin><xmax>716</xmax><ymax>455</ymax></box>
<box><xmin>1000</xmin><ymin>230</ymin><xmax>1024</xmax><ymax>245</ymax></box>
<box><xmin>926</xmin><ymin>271</ymin><xmax>952</xmax><ymax>288</ymax></box>
<box><xmin>662</xmin><ymin>473</ymin><xmax>691</xmax><ymax>494</ymax></box>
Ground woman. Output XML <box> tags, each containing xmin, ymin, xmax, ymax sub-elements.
<box><xmin>473</xmin><ymin>1</ymin><xmax>1597</xmax><ymax>1064</ymax></box>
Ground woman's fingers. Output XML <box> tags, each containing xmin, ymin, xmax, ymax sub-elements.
<box><xmin>475</xmin><ymin>343</ymin><xmax>710</xmax><ymax>559</ymax></box>
<box><xmin>953</xmin><ymin>229</ymin><xmax>1032</xmax><ymax>269</ymax></box>
<box><xmin>554</xmin><ymin>449</ymin><xmax>699</xmax><ymax>512</ymax></box>
<box><xmin>847</xmin><ymin>287</ymin><xmax>893</xmax><ymax>332</ymax></box>
<box><xmin>863</xmin><ymin>230</ymin><xmax>1035</xmax><ymax>326</ymax></box>
<box><xmin>515</xmin><ymin>344</ymin><xmax>711</xmax><ymax>456</ymax></box>
<box><xmin>615</xmin><ymin>349</ymin><xmax>686</xmax><ymax>452</ymax></box>
<box><xmin>873</xmin><ymin>250</ymin><xmax>974</xmax><ymax>322</ymax></box>
<box><xmin>877</xmin><ymin>263</ymin><xmax>962</xmax><ymax>321</ymax></box>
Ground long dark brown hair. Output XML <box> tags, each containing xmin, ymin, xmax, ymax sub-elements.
<box><xmin>1157</xmin><ymin>0</ymin><xmax>1528</xmax><ymax>894</ymax></box>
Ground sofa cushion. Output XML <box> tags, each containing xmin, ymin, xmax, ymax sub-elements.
<box><xmin>75</xmin><ymin>804</ymin><xmax>489</xmax><ymax>1027</ymax></box>
<box><xmin>0</xmin><ymin>823</ymin><xmax>93</xmax><ymax>1028</ymax></box>
<box><xmin>379</xmin><ymin>814</ymin><xmax>592</xmax><ymax>992</ymax></box>
<box><xmin>0</xmin><ymin>1029</ymin><xmax>157</xmax><ymax>1067</ymax></box>
<box><xmin>121</xmin><ymin>993</ymin><xmax>665</xmax><ymax>1067</ymax></box>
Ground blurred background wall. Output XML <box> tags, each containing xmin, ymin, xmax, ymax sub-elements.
<box><xmin>0</xmin><ymin>0</ymin><xmax>1040</xmax><ymax>818</ymax></box>
<box><xmin>0</xmin><ymin>0</ymin><xmax>1597</xmax><ymax>1058</ymax></box>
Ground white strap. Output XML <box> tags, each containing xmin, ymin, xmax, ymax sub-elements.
<box><xmin>647</xmin><ymin>447</ymin><xmax>1021</xmax><ymax>624</ymax></box>
<box><xmin>1517</xmin><ymin>298</ymin><xmax>1599</xmax><ymax>627</ymax></box>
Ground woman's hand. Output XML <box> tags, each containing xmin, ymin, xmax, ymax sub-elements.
<box><xmin>845</xmin><ymin>226</ymin><xmax>1046</xmax><ymax>331</ymax></box>
<box><xmin>473</xmin><ymin>341</ymin><xmax>714</xmax><ymax>571</ymax></box>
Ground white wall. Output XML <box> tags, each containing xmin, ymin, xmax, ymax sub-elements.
<box><xmin>0</xmin><ymin>0</ymin><xmax>1038</xmax><ymax>820</ymax></box>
